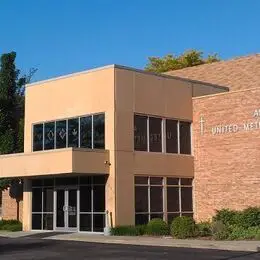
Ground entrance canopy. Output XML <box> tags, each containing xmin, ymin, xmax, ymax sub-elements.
<box><xmin>0</xmin><ymin>148</ymin><xmax>109</xmax><ymax>178</ymax></box>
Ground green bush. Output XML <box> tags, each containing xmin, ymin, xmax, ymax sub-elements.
<box><xmin>196</xmin><ymin>221</ymin><xmax>212</xmax><ymax>237</ymax></box>
<box><xmin>111</xmin><ymin>225</ymin><xmax>145</xmax><ymax>236</ymax></box>
<box><xmin>145</xmin><ymin>218</ymin><xmax>169</xmax><ymax>236</ymax></box>
<box><xmin>212</xmin><ymin>221</ymin><xmax>230</xmax><ymax>240</ymax></box>
<box><xmin>239</xmin><ymin>207</ymin><xmax>260</xmax><ymax>228</ymax></box>
<box><xmin>0</xmin><ymin>220</ymin><xmax>22</xmax><ymax>232</ymax></box>
<box><xmin>171</xmin><ymin>216</ymin><xmax>196</xmax><ymax>239</ymax></box>
<box><xmin>255</xmin><ymin>232</ymin><xmax>260</xmax><ymax>241</ymax></box>
<box><xmin>228</xmin><ymin>226</ymin><xmax>260</xmax><ymax>240</ymax></box>
<box><xmin>213</xmin><ymin>209</ymin><xmax>241</xmax><ymax>226</ymax></box>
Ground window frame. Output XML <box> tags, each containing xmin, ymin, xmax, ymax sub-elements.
<box><xmin>31</xmin><ymin>112</ymin><xmax>105</xmax><ymax>152</ymax></box>
<box><xmin>134</xmin><ymin>114</ymin><xmax>192</xmax><ymax>155</ymax></box>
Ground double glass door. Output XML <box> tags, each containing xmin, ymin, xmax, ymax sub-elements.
<box><xmin>56</xmin><ymin>188</ymin><xmax>78</xmax><ymax>231</ymax></box>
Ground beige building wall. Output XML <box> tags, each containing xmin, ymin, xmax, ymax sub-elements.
<box><xmin>114</xmin><ymin>68</ymin><xmax>196</xmax><ymax>226</ymax></box>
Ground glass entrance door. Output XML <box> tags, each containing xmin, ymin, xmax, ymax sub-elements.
<box><xmin>56</xmin><ymin>188</ymin><xmax>78</xmax><ymax>231</ymax></box>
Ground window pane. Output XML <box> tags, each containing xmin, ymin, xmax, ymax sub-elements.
<box><xmin>150</xmin><ymin>213</ymin><xmax>163</xmax><ymax>220</ymax></box>
<box><xmin>135</xmin><ymin>186</ymin><xmax>148</xmax><ymax>212</ymax></box>
<box><xmin>80</xmin><ymin>176</ymin><xmax>92</xmax><ymax>185</ymax></box>
<box><xmin>80</xmin><ymin>214</ymin><xmax>91</xmax><ymax>231</ymax></box>
<box><xmin>93</xmin><ymin>214</ymin><xmax>105</xmax><ymax>232</ymax></box>
<box><xmin>181</xmin><ymin>187</ymin><xmax>193</xmax><ymax>211</ymax></box>
<box><xmin>150</xmin><ymin>186</ymin><xmax>163</xmax><ymax>212</ymax></box>
<box><xmin>93</xmin><ymin>114</ymin><xmax>105</xmax><ymax>149</ymax></box>
<box><xmin>166</xmin><ymin>120</ymin><xmax>178</xmax><ymax>153</ymax></box>
<box><xmin>179</xmin><ymin>122</ymin><xmax>191</xmax><ymax>154</ymax></box>
<box><xmin>80</xmin><ymin>116</ymin><xmax>92</xmax><ymax>148</ymax></box>
<box><xmin>44</xmin><ymin>122</ymin><xmax>55</xmax><ymax>150</ymax></box>
<box><xmin>167</xmin><ymin>178</ymin><xmax>179</xmax><ymax>186</ymax></box>
<box><xmin>181</xmin><ymin>178</ymin><xmax>193</xmax><ymax>186</ymax></box>
<box><xmin>93</xmin><ymin>175</ymin><xmax>107</xmax><ymax>185</ymax></box>
<box><xmin>43</xmin><ymin>214</ymin><xmax>53</xmax><ymax>230</ymax></box>
<box><xmin>80</xmin><ymin>186</ymin><xmax>91</xmax><ymax>212</ymax></box>
<box><xmin>43</xmin><ymin>188</ymin><xmax>53</xmax><ymax>212</ymax></box>
<box><xmin>93</xmin><ymin>186</ymin><xmax>105</xmax><ymax>212</ymax></box>
<box><xmin>167</xmin><ymin>187</ymin><xmax>179</xmax><ymax>212</ymax></box>
<box><xmin>32</xmin><ymin>214</ymin><xmax>42</xmax><ymax>229</ymax></box>
<box><xmin>32</xmin><ymin>188</ymin><xmax>42</xmax><ymax>212</ymax></box>
<box><xmin>55</xmin><ymin>177</ymin><xmax>78</xmax><ymax>186</ymax></box>
<box><xmin>32</xmin><ymin>179</ymin><xmax>43</xmax><ymax>187</ymax></box>
<box><xmin>182</xmin><ymin>213</ymin><xmax>194</xmax><ymax>218</ymax></box>
<box><xmin>33</xmin><ymin>124</ymin><xmax>43</xmax><ymax>151</ymax></box>
<box><xmin>149</xmin><ymin>117</ymin><xmax>162</xmax><ymax>152</ymax></box>
<box><xmin>135</xmin><ymin>214</ymin><xmax>149</xmax><ymax>225</ymax></box>
<box><xmin>135</xmin><ymin>176</ymin><xmax>148</xmax><ymax>185</ymax></box>
<box><xmin>56</xmin><ymin>120</ymin><xmax>67</xmax><ymax>149</ymax></box>
<box><xmin>150</xmin><ymin>177</ymin><xmax>163</xmax><ymax>185</ymax></box>
<box><xmin>68</xmin><ymin>118</ymin><xmax>79</xmax><ymax>147</ymax></box>
<box><xmin>134</xmin><ymin>115</ymin><xmax>147</xmax><ymax>151</ymax></box>
<box><xmin>167</xmin><ymin>213</ymin><xmax>180</xmax><ymax>224</ymax></box>
<box><xmin>43</xmin><ymin>178</ymin><xmax>54</xmax><ymax>186</ymax></box>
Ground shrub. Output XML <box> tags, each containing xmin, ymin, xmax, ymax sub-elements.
<box><xmin>239</xmin><ymin>207</ymin><xmax>260</xmax><ymax>228</ymax></box>
<box><xmin>213</xmin><ymin>209</ymin><xmax>241</xmax><ymax>226</ymax></box>
<box><xmin>255</xmin><ymin>232</ymin><xmax>260</xmax><ymax>241</ymax></box>
<box><xmin>196</xmin><ymin>221</ymin><xmax>212</xmax><ymax>237</ymax></box>
<box><xmin>145</xmin><ymin>218</ymin><xmax>170</xmax><ymax>236</ymax></box>
<box><xmin>212</xmin><ymin>221</ymin><xmax>230</xmax><ymax>240</ymax></box>
<box><xmin>111</xmin><ymin>225</ymin><xmax>144</xmax><ymax>236</ymax></box>
<box><xmin>171</xmin><ymin>216</ymin><xmax>196</xmax><ymax>239</ymax></box>
<box><xmin>228</xmin><ymin>226</ymin><xmax>260</xmax><ymax>240</ymax></box>
<box><xmin>0</xmin><ymin>220</ymin><xmax>22</xmax><ymax>232</ymax></box>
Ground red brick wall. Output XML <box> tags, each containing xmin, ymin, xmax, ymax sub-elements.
<box><xmin>193</xmin><ymin>88</ymin><xmax>260</xmax><ymax>221</ymax></box>
<box><xmin>2</xmin><ymin>189</ymin><xmax>23</xmax><ymax>221</ymax></box>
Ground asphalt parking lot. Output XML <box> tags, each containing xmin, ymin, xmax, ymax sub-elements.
<box><xmin>0</xmin><ymin>237</ymin><xmax>259</xmax><ymax>260</ymax></box>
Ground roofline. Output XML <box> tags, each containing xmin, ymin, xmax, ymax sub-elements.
<box><xmin>26</xmin><ymin>64</ymin><xmax>229</xmax><ymax>91</ymax></box>
<box><xmin>192</xmin><ymin>86</ymin><xmax>260</xmax><ymax>100</ymax></box>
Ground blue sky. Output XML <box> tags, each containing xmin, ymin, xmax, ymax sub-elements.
<box><xmin>1</xmin><ymin>0</ymin><xmax>259</xmax><ymax>82</ymax></box>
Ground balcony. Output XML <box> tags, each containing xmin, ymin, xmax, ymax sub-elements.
<box><xmin>0</xmin><ymin>148</ymin><xmax>110</xmax><ymax>178</ymax></box>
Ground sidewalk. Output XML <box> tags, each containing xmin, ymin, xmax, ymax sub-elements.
<box><xmin>47</xmin><ymin>233</ymin><xmax>260</xmax><ymax>252</ymax></box>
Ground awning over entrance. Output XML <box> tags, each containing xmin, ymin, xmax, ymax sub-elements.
<box><xmin>0</xmin><ymin>148</ymin><xmax>110</xmax><ymax>178</ymax></box>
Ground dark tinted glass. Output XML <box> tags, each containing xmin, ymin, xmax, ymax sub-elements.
<box><xmin>150</xmin><ymin>187</ymin><xmax>163</xmax><ymax>212</ymax></box>
<box><xmin>134</xmin><ymin>115</ymin><xmax>147</xmax><ymax>151</ymax></box>
<box><xmin>93</xmin><ymin>214</ymin><xmax>105</xmax><ymax>232</ymax></box>
<box><xmin>179</xmin><ymin>122</ymin><xmax>191</xmax><ymax>154</ymax></box>
<box><xmin>93</xmin><ymin>114</ymin><xmax>105</xmax><ymax>149</ymax></box>
<box><xmin>55</xmin><ymin>177</ymin><xmax>78</xmax><ymax>186</ymax></box>
<box><xmin>44</xmin><ymin>122</ymin><xmax>55</xmax><ymax>150</ymax></box>
<box><xmin>181</xmin><ymin>178</ymin><xmax>193</xmax><ymax>186</ymax></box>
<box><xmin>166</xmin><ymin>120</ymin><xmax>178</xmax><ymax>153</ymax></box>
<box><xmin>135</xmin><ymin>186</ymin><xmax>148</xmax><ymax>212</ymax></box>
<box><xmin>43</xmin><ymin>214</ymin><xmax>53</xmax><ymax>230</ymax></box>
<box><xmin>68</xmin><ymin>118</ymin><xmax>79</xmax><ymax>147</ymax></box>
<box><xmin>93</xmin><ymin>186</ymin><xmax>105</xmax><ymax>212</ymax></box>
<box><xmin>135</xmin><ymin>214</ymin><xmax>149</xmax><ymax>225</ymax></box>
<box><xmin>167</xmin><ymin>213</ymin><xmax>180</xmax><ymax>224</ymax></box>
<box><xmin>43</xmin><ymin>178</ymin><xmax>54</xmax><ymax>186</ymax></box>
<box><xmin>167</xmin><ymin>178</ymin><xmax>179</xmax><ymax>185</ymax></box>
<box><xmin>93</xmin><ymin>175</ymin><xmax>107</xmax><ymax>185</ymax></box>
<box><xmin>181</xmin><ymin>187</ymin><xmax>193</xmax><ymax>211</ymax></box>
<box><xmin>167</xmin><ymin>187</ymin><xmax>179</xmax><ymax>212</ymax></box>
<box><xmin>182</xmin><ymin>213</ymin><xmax>194</xmax><ymax>218</ymax></box>
<box><xmin>80</xmin><ymin>186</ymin><xmax>91</xmax><ymax>212</ymax></box>
<box><xmin>135</xmin><ymin>176</ymin><xmax>148</xmax><ymax>185</ymax></box>
<box><xmin>149</xmin><ymin>117</ymin><xmax>162</xmax><ymax>152</ymax></box>
<box><xmin>150</xmin><ymin>213</ymin><xmax>163</xmax><ymax>220</ymax></box>
<box><xmin>80</xmin><ymin>214</ymin><xmax>91</xmax><ymax>231</ymax></box>
<box><xmin>32</xmin><ymin>188</ymin><xmax>42</xmax><ymax>212</ymax></box>
<box><xmin>32</xmin><ymin>179</ymin><xmax>43</xmax><ymax>187</ymax></box>
<box><xmin>33</xmin><ymin>124</ymin><xmax>43</xmax><ymax>151</ymax></box>
<box><xmin>150</xmin><ymin>177</ymin><xmax>163</xmax><ymax>185</ymax></box>
<box><xmin>56</xmin><ymin>120</ymin><xmax>67</xmax><ymax>149</ymax></box>
<box><xmin>80</xmin><ymin>176</ymin><xmax>92</xmax><ymax>185</ymax></box>
<box><xmin>32</xmin><ymin>214</ymin><xmax>42</xmax><ymax>229</ymax></box>
<box><xmin>80</xmin><ymin>116</ymin><xmax>92</xmax><ymax>148</ymax></box>
<box><xmin>43</xmin><ymin>188</ymin><xmax>53</xmax><ymax>212</ymax></box>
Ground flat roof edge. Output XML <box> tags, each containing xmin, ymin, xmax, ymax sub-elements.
<box><xmin>26</xmin><ymin>63</ymin><xmax>229</xmax><ymax>91</ymax></box>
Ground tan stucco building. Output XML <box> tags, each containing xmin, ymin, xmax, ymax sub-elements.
<box><xmin>0</xmin><ymin>54</ymin><xmax>259</xmax><ymax>232</ymax></box>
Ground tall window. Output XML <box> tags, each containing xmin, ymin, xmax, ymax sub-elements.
<box><xmin>135</xmin><ymin>176</ymin><xmax>193</xmax><ymax>225</ymax></box>
<box><xmin>149</xmin><ymin>117</ymin><xmax>162</xmax><ymax>152</ymax></box>
<box><xmin>32</xmin><ymin>113</ymin><xmax>105</xmax><ymax>152</ymax></box>
<box><xmin>179</xmin><ymin>122</ymin><xmax>191</xmax><ymax>154</ymax></box>
<box><xmin>134</xmin><ymin>115</ymin><xmax>147</xmax><ymax>151</ymax></box>
<box><xmin>134</xmin><ymin>114</ymin><xmax>191</xmax><ymax>155</ymax></box>
<box><xmin>33</xmin><ymin>124</ymin><xmax>43</xmax><ymax>151</ymax></box>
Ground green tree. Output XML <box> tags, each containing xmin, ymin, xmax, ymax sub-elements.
<box><xmin>0</xmin><ymin>52</ymin><xmax>36</xmax><ymax>191</ymax></box>
<box><xmin>145</xmin><ymin>49</ymin><xmax>220</xmax><ymax>73</ymax></box>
